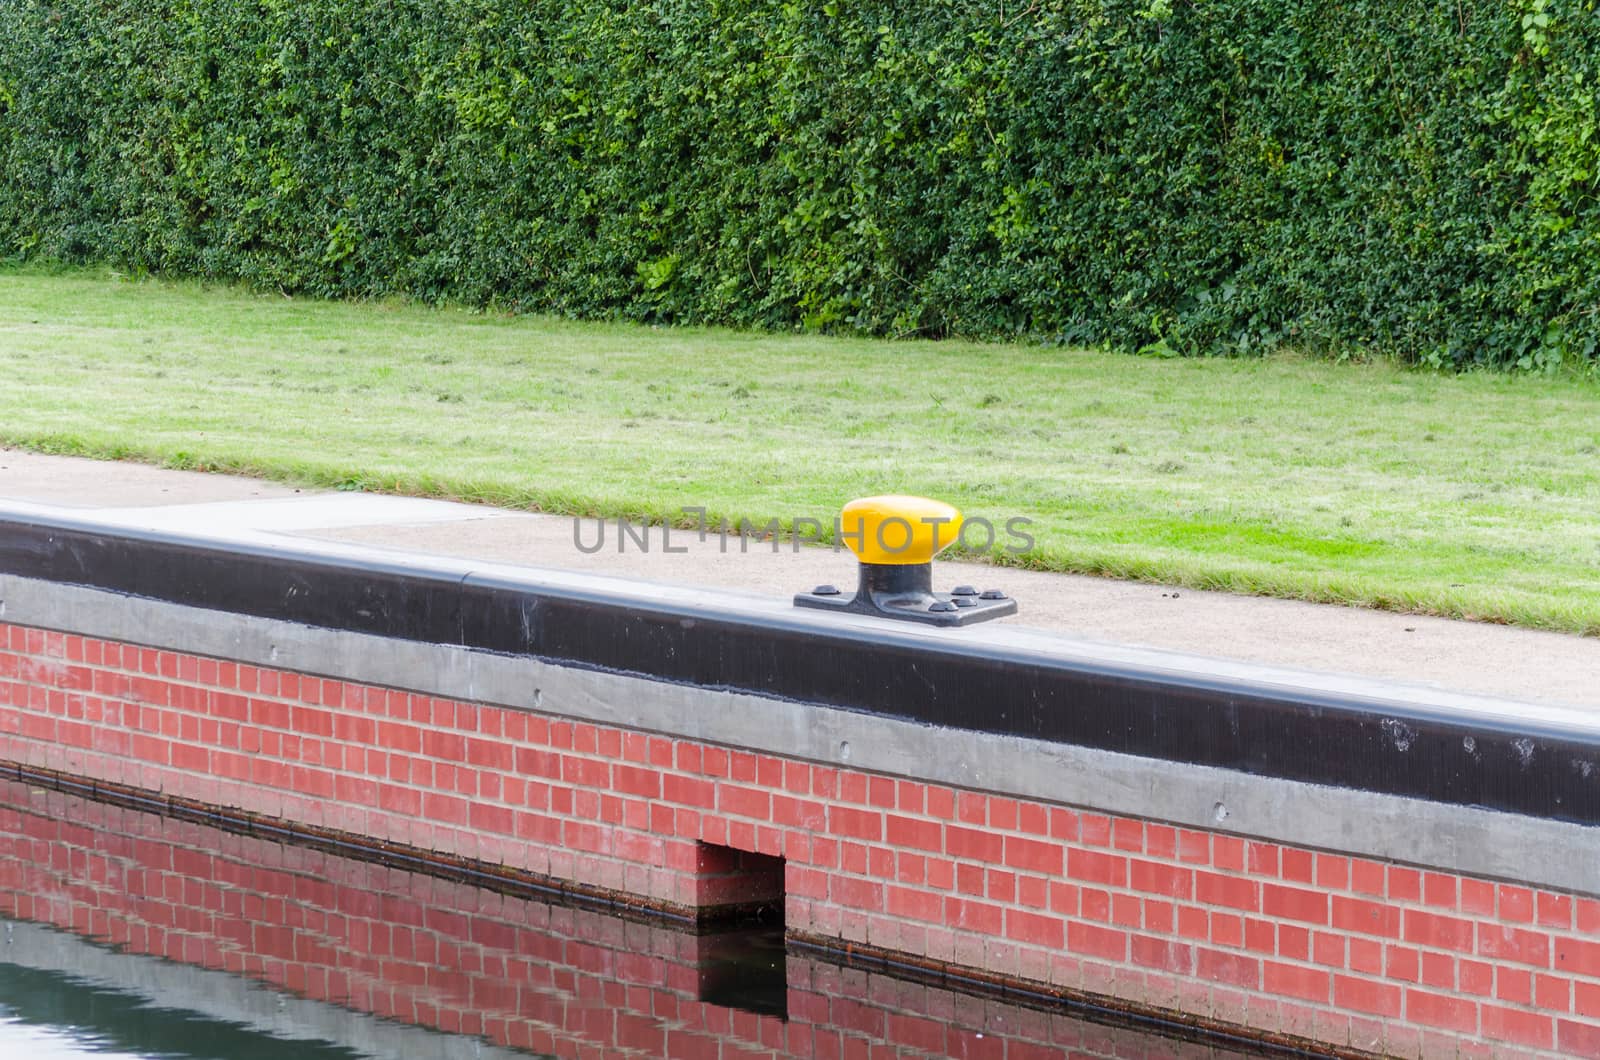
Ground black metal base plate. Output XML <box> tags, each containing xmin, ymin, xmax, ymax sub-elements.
<box><xmin>794</xmin><ymin>588</ymin><xmax>1017</xmax><ymax>627</ymax></box>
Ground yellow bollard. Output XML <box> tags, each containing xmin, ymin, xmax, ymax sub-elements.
<box><xmin>795</xmin><ymin>495</ymin><xmax>1016</xmax><ymax>627</ymax></box>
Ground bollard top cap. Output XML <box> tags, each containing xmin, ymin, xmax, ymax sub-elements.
<box><xmin>839</xmin><ymin>495</ymin><xmax>963</xmax><ymax>566</ymax></box>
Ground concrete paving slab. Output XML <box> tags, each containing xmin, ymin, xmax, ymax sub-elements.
<box><xmin>91</xmin><ymin>495</ymin><xmax>515</xmax><ymax>533</ymax></box>
<box><xmin>0</xmin><ymin>450</ymin><xmax>302</xmax><ymax>507</ymax></box>
<box><xmin>4</xmin><ymin>447</ymin><xmax>1597</xmax><ymax>708</ymax></box>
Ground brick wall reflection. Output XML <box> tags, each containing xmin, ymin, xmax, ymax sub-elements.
<box><xmin>0</xmin><ymin>782</ymin><xmax>1231</xmax><ymax>1059</ymax></box>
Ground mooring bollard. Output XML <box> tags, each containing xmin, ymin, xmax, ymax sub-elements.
<box><xmin>794</xmin><ymin>495</ymin><xmax>1017</xmax><ymax>627</ymax></box>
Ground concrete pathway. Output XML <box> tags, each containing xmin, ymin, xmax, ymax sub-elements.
<box><xmin>3</xmin><ymin>448</ymin><xmax>1596</xmax><ymax>708</ymax></box>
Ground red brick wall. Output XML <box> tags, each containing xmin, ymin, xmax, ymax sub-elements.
<box><xmin>0</xmin><ymin>781</ymin><xmax>1231</xmax><ymax>1060</ymax></box>
<box><xmin>2</xmin><ymin>622</ymin><xmax>1598</xmax><ymax>1058</ymax></box>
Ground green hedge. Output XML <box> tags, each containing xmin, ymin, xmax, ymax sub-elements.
<box><xmin>2</xmin><ymin>0</ymin><xmax>1597</xmax><ymax>366</ymax></box>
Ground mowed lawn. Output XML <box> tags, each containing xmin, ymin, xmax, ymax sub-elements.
<box><xmin>3</xmin><ymin>266</ymin><xmax>1600</xmax><ymax>634</ymax></box>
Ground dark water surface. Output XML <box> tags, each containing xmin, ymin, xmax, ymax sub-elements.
<box><xmin>0</xmin><ymin>780</ymin><xmax>1258</xmax><ymax>1058</ymax></box>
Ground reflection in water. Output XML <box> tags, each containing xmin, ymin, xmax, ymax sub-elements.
<box><xmin>0</xmin><ymin>781</ymin><xmax>1257</xmax><ymax>1058</ymax></box>
<box><xmin>0</xmin><ymin>959</ymin><xmax>367</xmax><ymax>1060</ymax></box>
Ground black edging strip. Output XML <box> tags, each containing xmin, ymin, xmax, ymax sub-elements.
<box><xmin>3</xmin><ymin>514</ymin><xmax>1599</xmax><ymax>826</ymax></box>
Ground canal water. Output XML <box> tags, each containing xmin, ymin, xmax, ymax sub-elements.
<box><xmin>0</xmin><ymin>780</ymin><xmax>1260</xmax><ymax>1059</ymax></box>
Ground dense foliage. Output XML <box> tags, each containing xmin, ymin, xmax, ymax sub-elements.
<box><xmin>1</xmin><ymin>0</ymin><xmax>1597</xmax><ymax>365</ymax></box>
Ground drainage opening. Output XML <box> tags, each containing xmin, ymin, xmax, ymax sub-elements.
<box><xmin>693</xmin><ymin>842</ymin><xmax>786</xmax><ymax>1019</ymax></box>
<box><xmin>693</xmin><ymin>842</ymin><xmax>785</xmax><ymax>926</ymax></box>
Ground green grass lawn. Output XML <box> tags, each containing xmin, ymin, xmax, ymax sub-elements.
<box><xmin>3</xmin><ymin>265</ymin><xmax>1600</xmax><ymax>634</ymax></box>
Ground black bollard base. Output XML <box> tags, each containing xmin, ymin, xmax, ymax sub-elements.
<box><xmin>794</xmin><ymin>563</ymin><xmax>1016</xmax><ymax>627</ymax></box>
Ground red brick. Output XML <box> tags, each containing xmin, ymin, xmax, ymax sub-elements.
<box><xmin>1068</xmin><ymin>922</ymin><xmax>1127</xmax><ymax>962</ymax></box>
<box><xmin>718</xmin><ymin>784</ymin><xmax>770</xmax><ymax>820</ymax></box>
<box><xmin>987</xmin><ymin>796</ymin><xmax>1018</xmax><ymax>830</ymax></box>
<box><xmin>1312</xmin><ymin>931</ymin><xmax>1345</xmax><ymax>968</ymax></box>
<box><xmin>1333</xmin><ymin>974</ymin><xmax>1402</xmax><ymax>1018</ymax></box>
<box><xmin>612</xmin><ymin>764</ymin><xmax>661</xmax><ymax>799</ymax></box>
<box><xmin>1406</xmin><ymin>988</ymin><xmax>1477</xmax><ymax>1033</ymax></box>
<box><xmin>1419</xmin><ymin>950</ymin><xmax>1454</xmax><ymax>990</ymax></box>
<box><xmin>560</xmin><ymin>755</ymin><xmax>608</xmax><ymax>788</ymax></box>
<box><xmin>1331</xmin><ymin>895</ymin><xmax>1400</xmax><ymax>938</ymax></box>
<box><xmin>1496</xmin><ymin>966</ymin><xmax>1533</xmax><ymax>1005</ymax></box>
<box><xmin>1263</xmin><ymin>960</ymin><xmax>1329</xmax><ymax>1003</ymax></box>
<box><xmin>771</xmin><ymin>795</ymin><xmax>826</xmax><ymax>831</ymax></box>
<box><xmin>885</xmin><ymin>885</ymin><xmax>942</xmax><ymax>924</ymax></box>
<box><xmin>1068</xmin><ymin>849</ymin><xmax>1127</xmax><ymax>888</ymax></box>
<box><xmin>1263</xmin><ymin>883</ymin><xmax>1328</xmax><ymax>925</ymax></box>
<box><xmin>1279</xmin><ymin>848</ymin><xmax>1314</xmax><ymax>883</ymax></box>
<box><xmin>1499</xmin><ymin>884</ymin><xmax>1535</xmax><ymax>923</ymax></box>
<box><xmin>946</xmin><ymin>897</ymin><xmax>1004</xmax><ymax>934</ymax></box>
<box><xmin>1194</xmin><ymin>872</ymin><xmax>1258</xmax><ymax>912</ymax></box>
<box><xmin>896</xmin><ymin>851</ymin><xmax>926</xmax><ymax>886</ymax></box>
<box><xmin>838</xmin><ymin>771</ymin><xmax>868</xmax><ymax>804</ymax></box>
<box><xmin>1560</xmin><ymin>1019</ymin><xmax>1600</xmax><ymax>1058</ymax></box>
<box><xmin>924</xmin><ymin>787</ymin><xmax>955</xmax><ymax>820</ymax></box>
<box><xmin>1529</xmin><ymin>973</ymin><xmax>1568</xmax><ymax>1011</ymax></box>
<box><xmin>868</xmin><ymin>776</ymin><xmax>896</xmax><ymax>809</ymax></box>
<box><xmin>1537</xmin><ymin>891</ymin><xmax>1574</xmax><ymax>929</ymax></box>
<box><xmin>1016</xmin><ymin>801</ymin><xmax>1048</xmax><ymax>836</ymax></box>
<box><xmin>1049</xmin><ymin>882</ymin><xmax>1079</xmax><ymax>916</ymax></box>
<box><xmin>1110</xmin><ymin>817</ymin><xmax>1143</xmax><ymax>852</ymax></box>
<box><xmin>1129</xmin><ymin>859</ymin><xmax>1192</xmax><ymax>899</ymax></box>
<box><xmin>1279</xmin><ymin>924</ymin><xmax>1310</xmax><ymax>961</ymax></box>
<box><xmin>1197</xmin><ymin>948</ymin><xmax>1260</xmax><ymax>989</ymax></box>
<box><xmin>752</xmin><ymin>753</ymin><xmax>782</xmax><ymax>788</ymax></box>
<box><xmin>468</xmin><ymin>802</ymin><xmax>515</xmax><ymax>835</ymax></box>
<box><xmin>1003</xmin><ymin>835</ymin><xmax>1062</xmax><ymax>875</ymax></box>
<box><xmin>1080</xmin><ymin>814</ymin><xmax>1111</xmax><ymax>846</ymax></box>
<box><xmin>421</xmin><ymin>793</ymin><xmax>468</xmax><ymax>826</ymax></box>
<box><xmin>895</xmin><ymin>780</ymin><xmax>925</xmax><ymax>813</ymax></box>
<box><xmin>946</xmin><ymin>825</ymin><xmax>1002</xmax><ymax>862</ymax></box>
<box><xmin>828</xmin><ymin>806</ymin><xmax>882</xmax><ymax>842</ymax></box>
<box><xmin>1143</xmin><ymin>898</ymin><xmax>1175</xmax><ymax>933</ymax></box>
<box><xmin>1555</xmin><ymin>937</ymin><xmax>1600</xmax><ymax>978</ymax></box>
<box><xmin>700</xmin><ymin>745</ymin><xmax>729</xmax><ymax>778</ymax></box>
<box><xmin>1389</xmin><ymin>867</ymin><xmax>1422</xmax><ymax>903</ymax></box>
<box><xmin>1418</xmin><ymin>871</ymin><xmax>1457</xmax><ymax>909</ymax></box>
<box><xmin>1131</xmin><ymin>934</ymin><xmax>1194</xmax><ymax>974</ymax></box>
<box><xmin>1144</xmin><ymin>824</ymin><xmax>1176</xmax><ymax>859</ymax></box>
<box><xmin>662</xmin><ymin>773</ymin><xmax>716</xmax><ymax>809</ymax></box>
<box><xmin>1386</xmin><ymin>944</ymin><xmax>1420</xmax><ymax>983</ymax></box>
<box><xmin>1458</xmin><ymin>958</ymin><xmax>1494</xmax><ymax>997</ymax></box>
<box><xmin>1245</xmin><ymin>842</ymin><xmax>1278</xmax><ymax>876</ymax></box>
<box><xmin>830</xmin><ymin>875</ymin><xmax>882</xmax><ymax>911</ymax></box>
<box><xmin>1006</xmin><ymin>909</ymin><xmax>1064</xmax><ymax>948</ymax></box>
<box><xmin>1477</xmin><ymin>923</ymin><xmax>1550</xmax><ymax>967</ymax></box>
<box><xmin>1213</xmin><ymin>835</ymin><xmax>1245</xmax><ymax>871</ymax></box>
<box><xmin>1211</xmin><ymin>913</ymin><xmax>1243</xmax><ymax>947</ymax></box>
<box><xmin>886</xmin><ymin>814</ymin><xmax>942</xmax><ymax>853</ymax></box>
<box><xmin>1404</xmin><ymin>909</ymin><xmax>1475</xmax><ymax>953</ymax></box>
